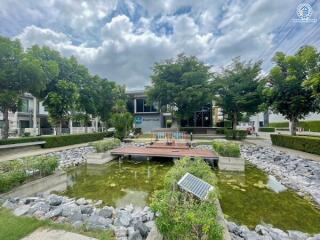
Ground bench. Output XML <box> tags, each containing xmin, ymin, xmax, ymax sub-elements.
<box><xmin>0</xmin><ymin>141</ymin><xmax>46</xmax><ymax>150</ymax></box>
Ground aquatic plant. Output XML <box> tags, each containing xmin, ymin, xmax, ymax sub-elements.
<box><xmin>151</xmin><ymin>157</ymin><xmax>223</xmax><ymax>240</ymax></box>
<box><xmin>212</xmin><ymin>140</ymin><xmax>240</xmax><ymax>157</ymax></box>
<box><xmin>90</xmin><ymin>138</ymin><xmax>121</xmax><ymax>153</ymax></box>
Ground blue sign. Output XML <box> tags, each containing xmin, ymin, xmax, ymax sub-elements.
<box><xmin>135</xmin><ymin>116</ymin><xmax>142</xmax><ymax>124</ymax></box>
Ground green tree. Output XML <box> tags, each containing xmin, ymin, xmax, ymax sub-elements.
<box><xmin>0</xmin><ymin>37</ymin><xmax>46</xmax><ymax>139</ymax></box>
<box><xmin>265</xmin><ymin>46</ymin><xmax>319</xmax><ymax>135</ymax></box>
<box><xmin>212</xmin><ymin>58</ymin><xmax>263</xmax><ymax>129</ymax></box>
<box><xmin>111</xmin><ymin>100</ymin><xmax>133</xmax><ymax>139</ymax></box>
<box><xmin>45</xmin><ymin>80</ymin><xmax>79</xmax><ymax>134</ymax></box>
<box><xmin>147</xmin><ymin>54</ymin><xmax>211</xmax><ymax>125</ymax></box>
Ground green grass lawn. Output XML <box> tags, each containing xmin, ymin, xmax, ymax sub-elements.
<box><xmin>0</xmin><ymin>208</ymin><xmax>114</xmax><ymax>240</ymax></box>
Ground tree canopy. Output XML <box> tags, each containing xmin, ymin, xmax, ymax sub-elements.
<box><xmin>264</xmin><ymin>46</ymin><xmax>320</xmax><ymax>135</ymax></box>
<box><xmin>147</xmin><ymin>54</ymin><xmax>212</xmax><ymax>121</ymax></box>
<box><xmin>0</xmin><ymin>36</ymin><xmax>46</xmax><ymax>139</ymax></box>
<box><xmin>212</xmin><ymin>58</ymin><xmax>263</xmax><ymax>129</ymax></box>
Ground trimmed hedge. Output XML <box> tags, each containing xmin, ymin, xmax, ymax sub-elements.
<box><xmin>259</xmin><ymin>127</ymin><xmax>275</xmax><ymax>132</ymax></box>
<box><xmin>0</xmin><ymin>133</ymin><xmax>107</xmax><ymax>148</ymax></box>
<box><xmin>225</xmin><ymin>129</ymin><xmax>247</xmax><ymax>140</ymax></box>
<box><xmin>216</xmin><ymin>128</ymin><xmax>226</xmax><ymax>134</ymax></box>
<box><xmin>269</xmin><ymin>122</ymin><xmax>289</xmax><ymax>128</ymax></box>
<box><xmin>269</xmin><ymin>120</ymin><xmax>320</xmax><ymax>132</ymax></box>
<box><xmin>271</xmin><ymin>134</ymin><xmax>320</xmax><ymax>155</ymax></box>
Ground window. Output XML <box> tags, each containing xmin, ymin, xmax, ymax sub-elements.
<box><xmin>19</xmin><ymin>99</ymin><xmax>29</xmax><ymax>112</ymax></box>
<box><xmin>136</xmin><ymin>99</ymin><xmax>158</xmax><ymax>113</ymax></box>
<box><xmin>0</xmin><ymin>120</ymin><xmax>4</xmax><ymax>129</ymax></box>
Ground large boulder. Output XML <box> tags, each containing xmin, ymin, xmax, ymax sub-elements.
<box><xmin>28</xmin><ymin>202</ymin><xmax>50</xmax><ymax>215</ymax></box>
<box><xmin>288</xmin><ymin>230</ymin><xmax>309</xmax><ymax>240</ymax></box>
<box><xmin>114</xmin><ymin>210</ymin><xmax>132</xmax><ymax>227</ymax></box>
<box><xmin>114</xmin><ymin>226</ymin><xmax>128</xmax><ymax>238</ymax></box>
<box><xmin>13</xmin><ymin>205</ymin><xmax>30</xmax><ymax>216</ymax></box>
<box><xmin>87</xmin><ymin>214</ymin><xmax>112</xmax><ymax>230</ymax></box>
<box><xmin>48</xmin><ymin>195</ymin><xmax>62</xmax><ymax>206</ymax></box>
<box><xmin>99</xmin><ymin>207</ymin><xmax>113</xmax><ymax>218</ymax></box>
<box><xmin>44</xmin><ymin>207</ymin><xmax>62</xmax><ymax>219</ymax></box>
<box><xmin>134</xmin><ymin>221</ymin><xmax>149</xmax><ymax>238</ymax></box>
<box><xmin>129</xmin><ymin>231</ymin><xmax>143</xmax><ymax>240</ymax></box>
<box><xmin>61</xmin><ymin>203</ymin><xmax>81</xmax><ymax>217</ymax></box>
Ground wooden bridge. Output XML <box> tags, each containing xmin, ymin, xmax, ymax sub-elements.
<box><xmin>110</xmin><ymin>142</ymin><xmax>218</xmax><ymax>161</ymax></box>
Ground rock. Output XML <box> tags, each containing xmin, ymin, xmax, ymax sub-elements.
<box><xmin>70</xmin><ymin>211</ymin><xmax>83</xmax><ymax>223</ymax></box>
<box><xmin>61</xmin><ymin>203</ymin><xmax>81</xmax><ymax>217</ymax></box>
<box><xmin>2</xmin><ymin>199</ymin><xmax>17</xmax><ymax>209</ymax></box>
<box><xmin>72</xmin><ymin>220</ymin><xmax>84</xmax><ymax>229</ymax></box>
<box><xmin>145</xmin><ymin>221</ymin><xmax>155</xmax><ymax>230</ymax></box>
<box><xmin>134</xmin><ymin>221</ymin><xmax>149</xmax><ymax>238</ymax></box>
<box><xmin>146</xmin><ymin>211</ymin><xmax>154</xmax><ymax>221</ymax></box>
<box><xmin>114</xmin><ymin>210</ymin><xmax>132</xmax><ymax>227</ymax></box>
<box><xmin>28</xmin><ymin>202</ymin><xmax>50</xmax><ymax>215</ymax></box>
<box><xmin>307</xmin><ymin>234</ymin><xmax>320</xmax><ymax>240</ymax></box>
<box><xmin>44</xmin><ymin>207</ymin><xmax>62</xmax><ymax>219</ymax></box>
<box><xmin>22</xmin><ymin>197</ymin><xmax>39</xmax><ymax>204</ymax></box>
<box><xmin>127</xmin><ymin>226</ymin><xmax>135</xmax><ymax>236</ymax></box>
<box><xmin>95</xmin><ymin>200</ymin><xmax>103</xmax><ymax>206</ymax></box>
<box><xmin>99</xmin><ymin>207</ymin><xmax>113</xmax><ymax>218</ymax></box>
<box><xmin>48</xmin><ymin>195</ymin><xmax>62</xmax><ymax>206</ymax></box>
<box><xmin>80</xmin><ymin>205</ymin><xmax>93</xmax><ymax>215</ymax></box>
<box><xmin>227</xmin><ymin>221</ymin><xmax>239</xmax><ymax>233</ymax></box>
<box><xmin>13</xmin><ymin>205</ymin><xmax>30</xmax><ymax>216</ymax></box>
<box><xmin>129</xmin><ymin>231</ymin><xmax>143</xmax><ymax>240</ymax></box>
<box><xmin>76</xmin><ymin>198</ymin><xmax>88</xmax><ymax>205</ymax></box>
<box><xmin>125</xmin><ymin>204</ymin><xmax>134</xmax><ymax>213</ymax></box>
<box><xmin>87</xmin><ymin>214</ymin><xmax>112</xmax><ymax>230</ymax></box>
<box><xmin>146</xmin><ymin>225</ymin><xmax>163</xmax><ymax>240</ymax></box>
<box><xmin>114</xmin><ymin>226</ymin><xmax>128</xmax><ymax>238</ymax></box>
<box><xmin>288</xmin><ymin>230</ymin><xmax>309</xmax><ymax>240</ymax></box>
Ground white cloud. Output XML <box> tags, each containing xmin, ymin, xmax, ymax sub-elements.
<box><xmin>9</xmin><ymin>0</ymin><xmax>318</xmax><ymax>88</ymax></box>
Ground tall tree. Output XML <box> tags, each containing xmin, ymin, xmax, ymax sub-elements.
<box><xmin>45</xmin><ymin>80</ymin><xmax>79</xmax><ymax>134</ymax></box>
<box><xmin>212</xmin><ymin>58</ymin><xmax>263</xmax><ymax>129</ymax></box>
<box><xmin>0</xmin><ymin>37</ymin><xmax>46</xmax><ymax>139</ymax></box>
<box><xmin>265</xmin><ymin>46</ymin><xmax>319</xmax><ymax>135</ymax></box>
<box><xmin>147</xmin><ymin>54</ymin><xmax>211</xmax><ymax>125</ymax></box>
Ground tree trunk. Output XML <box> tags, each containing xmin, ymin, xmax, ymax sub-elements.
<box><xmin>2</xmin><ymin>108</ymin><xmax>9</xmax><ymax>139</ymax></box>
<box><xmin>232</xmin><ymin>112</ymin><xmax>237</xmax><ymax>130</ymax></box>
<box><xmin>263</xmin><ymin>111</ymin><xmax>269</xmax><ymax>126</ymax></box>
<box><xmin>290</xmin><ymin>119</ymin><xmax>298</xmax><ymax>136</ymax></box>
<box><xmin>56</xmin><ymin>120</ymin><xmax>62</xmax><ymax>135</ymax></box>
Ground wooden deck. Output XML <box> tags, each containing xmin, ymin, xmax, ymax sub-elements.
<box><xmin>111</xmin><ymin>143</ymin><xmax>218</xmax><ymax>160</ymax></box>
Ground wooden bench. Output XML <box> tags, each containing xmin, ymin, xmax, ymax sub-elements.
<box><xmin>0</xmin><ymin>141</ymin><xmax>46</xmax><ymax>150</ymax></box>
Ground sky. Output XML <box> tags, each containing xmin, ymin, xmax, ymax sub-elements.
<box><xmin>0</xmin><ymin>0</ymin><xmax>319</xmax><ymax>89</ymax></box>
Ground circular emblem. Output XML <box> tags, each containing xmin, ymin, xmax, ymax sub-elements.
<box><xmin>296</xmin><ymin>3</ymin><xmax>313</xmax><ymax>20</ymax></box>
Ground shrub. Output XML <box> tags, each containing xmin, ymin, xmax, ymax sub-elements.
<box><xmin>224</xmin><ymin>129</ymin><xmax>247</xmax><ymax>140</ymax></box>
<box><xmin>269</xmin><ymin>121</ymin><xmax>320</xmax><ymax>132</ymax></box>
<box><xmin>0</xmin><ymin>133</ymin><xmax>107</xmax><ymax>148</ymax></box>
<box><xmin>269</xmin><ymin>122</ymin><xmax>289</xmax><ymax>128</ymax></box>
<box><xmin>212</xmin><ymin>140</ymin><xmax>240</xmax><ymax>157</ymax></box>
<box><xmin>216</xmin><ymin>128</ymin><xmax>225</xmax><ymax>134</ymax></box>
<box><xmin>0</xmin><ymin>156</ymin><xmax>58</xmax><ymax>193</ymax></box>
<box><xmin>151</xmin><ymin>157</ymin><xmax>222</xmax><ymax>240</ymax></box>
<box><xmin>271</xmin><ymin>134</ymin><xmax>320</xmax><ymax>155</ymax></box>
<box><xmin>259</xmin><ymin>127</ymin><xmax>275</xmax><ymax>132</ymax></box>
<box><xmin>90</xmin><ymin>138</ymin><xmax>121</xmax><ymax>153</ymax></box>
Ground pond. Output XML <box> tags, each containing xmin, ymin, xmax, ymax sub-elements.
<box><xmin>216</xmin><ymin>163</ymin><xmax>320</xmax><ymax>234</ymax></box>
<box><xmin>60</xmin><ymin>158</ymin><xmax>173</xmax><ymax>208</ymax></box>
<box><xmin>59</xmin><ymin>159</ymin><xmax>320</xmax><ymax>234</ymax></box>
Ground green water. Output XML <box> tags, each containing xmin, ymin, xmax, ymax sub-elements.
<box><xmin>61</xmin><ymin>160</ymin><xmax>320</xmax><ymax>233</ymax></box>
<box><xmin>61</xmin><ymin>159</ymin><xmax>173</xmax><ymax>207</ymax></box>
<box><xmin>216</xmin><ymin>163</ymin><xmax>320</xmax><ymax>233</ymax></box>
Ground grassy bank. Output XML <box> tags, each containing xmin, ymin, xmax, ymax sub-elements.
<box><xmin>0</xmin><ymin>208</ymin><xmax>113</xmax><ymax>240</ymax></box>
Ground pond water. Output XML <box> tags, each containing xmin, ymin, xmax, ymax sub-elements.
<box><xmin>216</xmin><ymin>163</ymin><xmax>320</xmax><ymax>233</ymax></box>
<box><xmin>60</xmin><ymin>159</ymin><xmax>320</xmax><ymax>233</ymax></box>
<box><xmin>60</xmin><ymin>158</ymin><xmax>173</xmax><ymax>208</ymax></box>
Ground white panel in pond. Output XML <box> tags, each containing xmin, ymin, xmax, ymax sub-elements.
<box><xmin>267</xmin><ymin>175</ymin><xmax>287</xmax><ymax>193</ymax></box>
<box><xmin>177</xmin><ymin>172</ymin><xmax>214</xmax><ymax>200</ymax></box>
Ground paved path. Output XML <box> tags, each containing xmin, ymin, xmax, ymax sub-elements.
<box><xmin>0</xmin><ymin>143</ymin><xmax>89</xmax><ymax>162</ymax></box>
<box><xmin>22</xmin><ymin>228</ymin><xmax>97</xmax><ymax>240</ymax></box>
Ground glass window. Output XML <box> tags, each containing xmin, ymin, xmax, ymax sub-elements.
<box><xmin>136</xmin><ymin>98</ymin><xmax>158</xmax><ymax>113</ymax></box>
<box><xmin>19</xmin><ymin>99</ymin><xmax>29</xmax><ymax>112</ymax></box>
<box><xmin>136</xmin><ymin>99</ymin><xmax>144</xmax><ymax>112</ymax></box>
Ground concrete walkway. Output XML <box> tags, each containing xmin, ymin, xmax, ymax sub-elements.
<box><xmin>22</xmin><ymin>228</ymin><xmax>97</xmax><ymax>240</ymax></box>
<box><xmin>0</xmin><ymin>143</ymin><xmax>89</xmax><ymax>162</ymax></box>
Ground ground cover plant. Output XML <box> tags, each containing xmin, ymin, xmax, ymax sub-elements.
<box><xmin>151</xmin><ymin>157</ymin><xmax>223</xmax><ymax>240</ymax></box>
<box><xmin>90</xmin><ymin>138</ymin><xmax>121</xmax><ymax>152</ymax></box>
<box><xmin>0</xmin><ymin>155</ymin><xmax>58</xmax><ymax>193</ymax></box>
<box><xmin>212</xmin><ymin>140</ymin><xmax>240</xmax><ymax>157</ymax></box>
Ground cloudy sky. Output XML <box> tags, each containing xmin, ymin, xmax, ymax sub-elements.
<box><xmin>0</xmin><ymin>0</ymin><xmax>319</xmax><ymax>89</ymax></box>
